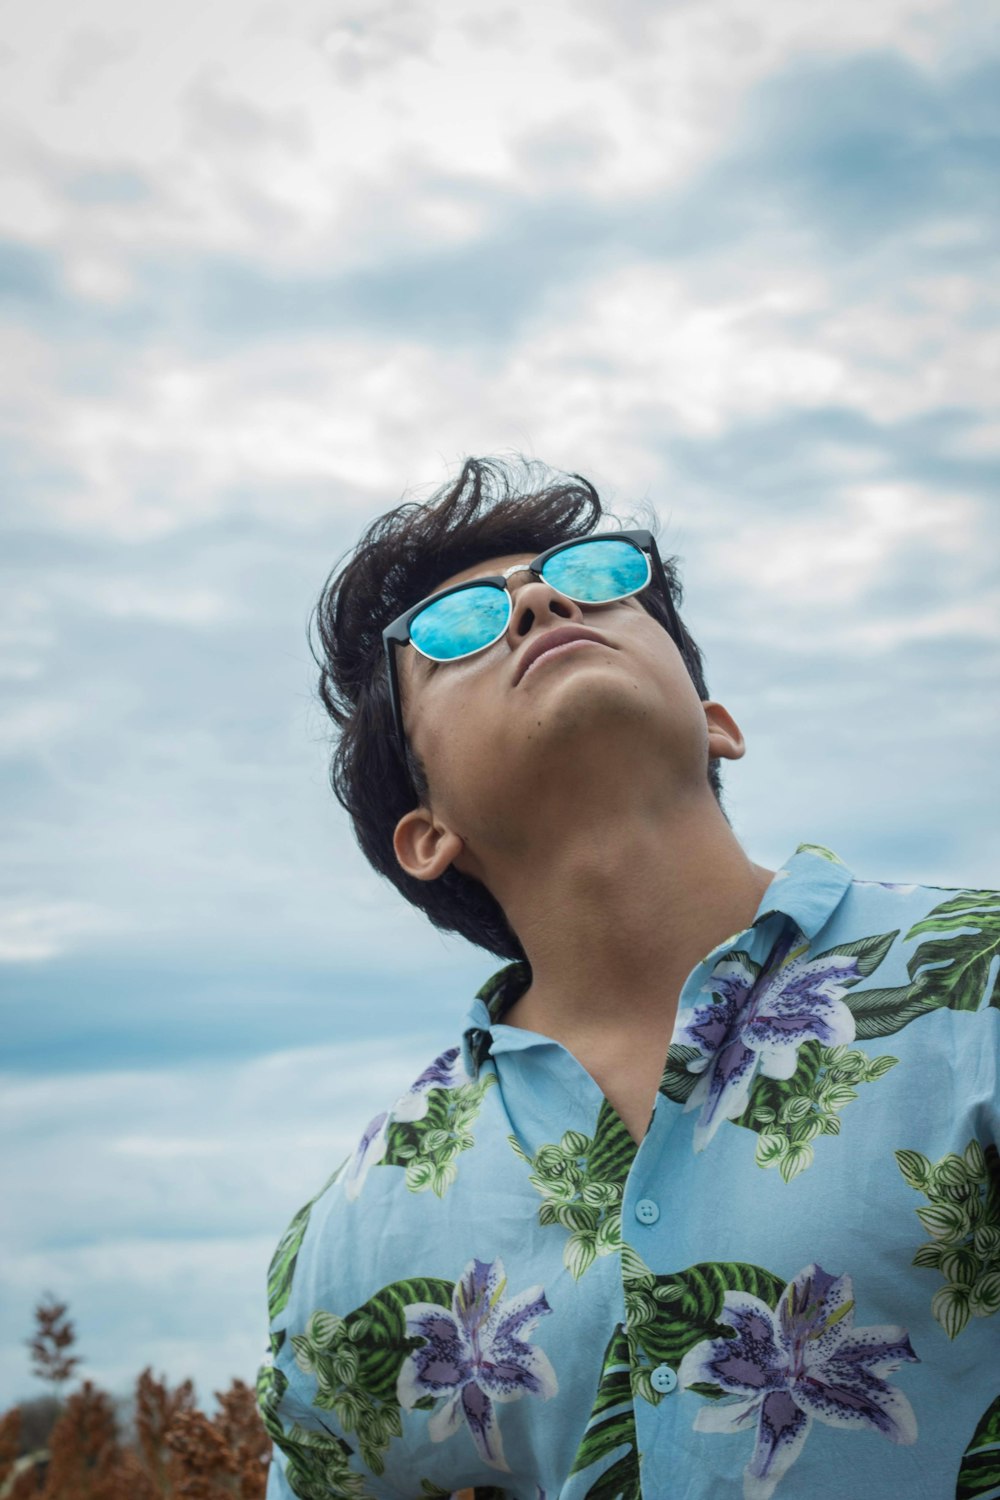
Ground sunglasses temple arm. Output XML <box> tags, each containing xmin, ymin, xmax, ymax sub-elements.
<box><xmin>648</xmin><ymin>544</ymin><xmax>686</xmax><ymax>655</ymax></box>
<box><xmin>385</xmin><ymin>640</ymin><xmax>407</xmax><ymax>756</ymax></box>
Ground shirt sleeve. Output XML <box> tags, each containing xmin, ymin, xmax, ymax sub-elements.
<box><xmin>257</xmin><ymin>1339</ymin><xmax>392</xmax><ymax>1500</ymax></box>
<box><xmin>255</xmin><ymin>1178</ymin><xmax>399</xmax><ymax>1500</ymax></box>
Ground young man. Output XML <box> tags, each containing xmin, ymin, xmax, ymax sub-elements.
<box><xmin>257</xmin><ymin>457</ymin><xmax>999</xmax><ymax>1500</ymax></box>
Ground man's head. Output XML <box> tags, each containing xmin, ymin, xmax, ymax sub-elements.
<box><xmin>312</xmin><ymin>456</ymin><xmax>740</xmax><ymax>961</ymax></box>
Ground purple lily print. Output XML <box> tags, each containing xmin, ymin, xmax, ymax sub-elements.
<box><xmin>397</xmin><ymin>1257</ymin><xmax>558</xmax><ymax>1471</ymax></box>
<box><xmin>343</xmin><ymin>1048</ymin><xmax>473</xmax><ymax>1201</ymax></box>
<box><xmin>343</xmin><ymin>1110</ymin><xmax>389</xmax><ymax>1202</ymax></box>
<box><xmin>676</xmin><ymin>931</ymin><xmax>858</xmax><ymax>1150</ymax></box>
<box><xmin>678</xmin><ymin>1263</ymin><xmax>919</xmax><ymax>1500</ymax></box>
<box><xmin>397</xmin><ymin>1046</ymin><xmax>470</xmax><ymax>1122</ymax></box>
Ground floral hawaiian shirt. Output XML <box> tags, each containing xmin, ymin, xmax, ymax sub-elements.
<box><xmin>256</xmin><ymin>844</ymin><xmax>1000</xmax><ymax>1500</ymax></box>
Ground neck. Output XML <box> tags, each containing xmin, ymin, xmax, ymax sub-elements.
<box><xmin>490</xmin><ymin>793</ymin><xmax>774</xmax><ymax>1053</ymax></box>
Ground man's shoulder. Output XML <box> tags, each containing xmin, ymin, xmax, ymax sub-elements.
<box><xmin>264</xmin><ymin>1039</ymin><xmax>502</xmax><ymax>1322</ymax></box>
<box><xmin>839</xmin><ymin>870</ymin><xmax>1000</xmax><ymax>927</ymax></box>
<box><xmin>819</xmin><ymin>871</ymin><xmax>1000</xmax><ymax>1039</ymax></box>
<box><xmin>336</xmin><ymin>1040</ymin><xmax>498</xmax><ymax>1202</ymax></box>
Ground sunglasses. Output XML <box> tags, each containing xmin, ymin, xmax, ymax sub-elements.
<box><xmin>382</xmin><ymin>529</ymin><xmax>683</xmax><ymax>758</ymax></box>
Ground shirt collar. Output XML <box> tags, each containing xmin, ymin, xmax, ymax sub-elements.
<box><xmin>461</xmin><ymin>842</ymin><xmax>855</xmax><ymax>1077</ymax></box>
<box><xmin>751</xmin><ymin>842</ymin><xmax>854</xmax><ymax>941</ymax></box>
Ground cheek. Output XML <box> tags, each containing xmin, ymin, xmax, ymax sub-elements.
<box><xmin>406</xmin><ymin>681</ymin><xmax>476</xmax><ymax>790</ymax></box>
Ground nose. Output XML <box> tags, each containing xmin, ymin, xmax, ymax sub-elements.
<box><xmin>505</xmin><ymin>573</ymin><xmax>586</xmax><ymax>645</ymax></box>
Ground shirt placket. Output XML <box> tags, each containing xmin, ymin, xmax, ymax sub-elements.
<box><xmin>620</xmin><ymin>914</ymin><xmax>790</xmax><ymax>1497</ymax></box>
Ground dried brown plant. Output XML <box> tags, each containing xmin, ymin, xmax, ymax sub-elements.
<box><xmin>5</xmin><ymin>1463</ymin><xmax>49</xmax><ymax>1500</ymax></box>
<box><xmin>211</xmin><ymin>1383</ymin><xmax>268</xmax><ymax>1500</ymax></box>
<box><xmin>102</xmin><ymin>1446</ymin><xmax>160</xmax><ymax>1500</ymax></box>
<box><xmin>0</xmin><ymin>1408</ymin><xmax>22</xmax><ymax>1496</ymax></box>
<box><xmin>38</xmin><ymin>1380</ymin><xmax>120</xmax><ymax>1500</ymax></box>
<box><xmin>26</xmin><ymin>1301</ymin><xmax>81</xmax><ymax>1396</ymax></box>
<box><xmin>3</xmin><ymin>1302</ymin><xmax>273</xmax><ymax>1500</ymax></box>
<box><xmin>164</xmin><ymin>1408</ymin><xmax>238</xmax><ymax>1499</ymax></box>
<box><xmin>134</xmin><ymin>1367</ymin><xmax>198</xmax><ymax>1493</ymax></box>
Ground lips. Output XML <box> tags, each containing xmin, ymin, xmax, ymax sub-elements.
<box><xmin>513</xmin><ymin>625</ymin><xmax>611</xmax><ymax>685</ymax></box>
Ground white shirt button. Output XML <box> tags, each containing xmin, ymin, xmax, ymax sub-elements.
<box><xmin>635</xmin><ymin>1198</ymin><xmax>660</xmax><ymax>1225</ymax></box>
<box><xmin>651</xmin><ymin>1364</ymin><xmax>677</xmax><ymax>1395</ymax></box>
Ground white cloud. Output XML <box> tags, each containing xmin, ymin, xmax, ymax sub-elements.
<box><xmin>802</xmin><ymin>285</ymin><xmax>1000</xmax><ymax>423</ymax></box>
<box><xmin>7</xmin><ymin>249</ymin><xmax>992</xmax><ymax>545</ymax></box>
<box><xmin>0</xmin><ymin>0</ymin><xmax>966</xmax><ymax>261</ymax></box>
<box><xmin>504</xmin><ymin>267</ymin><xmax>847</xmax><ymax>439</ymax></box>
<box><xmin>0</xmin><ymin>598</ymin><xmax>55</xmax><ymax>682</ymax></box>
<box><xmin>68</xmin><ymin>578</ymin><xmax>236</xmax><ymax>625</ymax></box>
<box><xmin>0</xmin><ymin>700</ymin><xmax>83</xmax><ymax>758</ymax></box>
<box><xmin>4</xmin><ymin>335</ymin><xmax>451</xmax><ymax>540</ymax></box>
<box><xmin>706</xmin><ymin>484</ymin><xmax>982</xmax><ymax>614</ymax></box>
<box><xmin>0</xmin><ymin>899</ymin><xmax>127</xmax><ymax>961</ymax></box>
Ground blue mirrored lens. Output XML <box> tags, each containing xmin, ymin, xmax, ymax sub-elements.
<box><xmin>542</xmin><ymin>538</ymin><xmax>648</xmax><ymax>602</ymax></box>
<box><xmin>410</xmin><ymin>585</ymin><xmax>509</xmax><ymax>660</ymax></box>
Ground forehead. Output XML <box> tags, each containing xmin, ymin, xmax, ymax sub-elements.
<box><xmin>429</xmin><ymin>551</ymin><xmax>537</xmax><ymax>597</ymax></box>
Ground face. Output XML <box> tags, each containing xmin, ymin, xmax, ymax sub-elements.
<box><xmin>392</xmin><ymin>549</ymin><xmax>746</xmax><ymax>883</ymax></box>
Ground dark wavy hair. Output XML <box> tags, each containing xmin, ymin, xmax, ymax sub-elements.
<box><xmin>310</xmin><ymin>455</ymin><xmax>723</xmax><ymax>961</ymax></box>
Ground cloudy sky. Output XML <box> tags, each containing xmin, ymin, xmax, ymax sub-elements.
<box><xmin>1</xmin><ymin>0</ymin><xmax>998</xmax><ymax>1412</ymax></box>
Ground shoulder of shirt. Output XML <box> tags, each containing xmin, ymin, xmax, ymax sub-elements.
<box><xmin>848</xmin><ymin>872</ymin><xmax>999</xmax><ymax>892</ymax></box>
<box><xmin>263</xmin><ymin>1037</ymin><xmax>490</xmax><ymax>1322</ymax></box>
<box><xmin>822</xmin><ymin>872</ymin><xmax>1000</xmax><ymax>951</ymax></box>
<box><xmin>842</xmin><ymin>874</ymin><xmax>1000</xmax><ymax>909</ymax></box>
<box><xmin>823</xmin><ymin>875</ymin><xmax>1000</xmax><ymax>1059</ymax></box>
<box><xmin>327</xmin><ymin>1037</ymin><xmax>479</xmax><ymax>1197</ymax></box>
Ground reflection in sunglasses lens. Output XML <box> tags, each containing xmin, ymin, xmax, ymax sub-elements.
<box><xmin>542</xmin><ymin>539</ymin><xmax>648</xmax><ymax>603</ymax></box>
<box><xmin>411</xmin><ymin>585</ymin><xmax>509</xmax><ymax>660</ymax></box>
<box><xmin>413</xmin><ymin>540</ymin><xmax>647</xmax><ymax>661</ymax></box>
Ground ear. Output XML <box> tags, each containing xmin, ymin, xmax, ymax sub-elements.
<box><xmin>703</xmin><ymin>701</ymin><xmax>746</xmax><ymax>762</ymax></box>
<box><xmin>393</xmin><ymin>806</ymin><xmax>467</xmax><ymax>882</ymax></box>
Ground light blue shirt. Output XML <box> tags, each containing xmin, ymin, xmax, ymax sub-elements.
<box><xmin>256</xmin><ymin>844</ymin><xmax>1000</xmax><ymax>1499</ymax></box>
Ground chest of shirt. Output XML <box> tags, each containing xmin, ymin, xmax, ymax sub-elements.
<box><xmin>303</xmin><ymin>1012</ymin><xmax>995</xmax><ymax>1500</ymax></box>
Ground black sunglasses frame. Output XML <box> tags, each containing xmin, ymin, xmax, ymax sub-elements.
<box><xmin>381</xmin><ymin>528</ymin><xmax>684</xmax><ymax>760</ymax></box>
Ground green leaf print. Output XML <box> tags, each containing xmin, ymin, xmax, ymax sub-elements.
<box><xmin>796</xmin><ymin>843</ymin><xmax>847</xmax><ymax>864</ymax></box>
<box><xmin>735</xmin><ymin>1038</ymin><xmax>823</xmax><ymax>1127</ymax></box>
<box><xmin>622</xmin><ymin>1259</ymin><xmax>785</xmax><ymax>1399</ymax></box>
<box><xmin>818</xmin><ymin>929</ymin><xmax>900</xmax><ymax>980</ymax></box>
<box><xmin>895</xmin><ymin>1141</ymin><xmax>1000</xmax><ymax>1339</ymax></box>
<box><xmin>734</xmin><ymin>1039</ymin><xmax>898</xmax><ymax>1180</ymax></box>
<box><xmin>841</xmin><ymin>983</ymin><xmax>943</xmax><ymax>1038</ymax></box>
<box><xmin>905</xmin><ymin>890</ymin><xmax>1000</xmax><ymax>1012</ymax></box>
<box><xmin>256</xmin><ymin>1361</ymin><xmax>373</xmax><ymax>1499</ymax></box>
<box><xmin>268</xmin><ymin>1202</ymin><xmax>314</xmax><ymax>1324</ymax></box>
<box><xmin>476</xmin><ymin>958</ymin><xmax>531</xmax><ymax>1019</ymax></box>
<box><xmin>275</xmin><ymin>1422</ymin><xmax>373</xmax><ymax>1500</ymax></box>
<box><xmin>577</xmin><ymin>1452</ymin><xmax>641</xmax><ymax>1500</ymax></box>
<box><xmin>296</xmin><ymin>1277</ymin><xmax>453</xmax><ymax>1475</ymax></box>
<box><xmin>589</xmin><ymin>1100</ymin><xmax>639</xmax><ymax>1186</ymax></box>
<box><xmin>513</xmin><ymin>1099</ymin><xmax>636</xmax><ymax>1279</ymax></box>
<box><xmin>956</xmin><ymin>1393</ymin><xmax>1000</xmax><ymax>1500</ymax></box>
<box><xmin>839</xmin><ymin>892</ymin><xmax>1000</xmax><ymax>1035</ymax></box>
<box><xmin>349</xmin><ymin>1277</ymin><xmax>454</xmax><ymax>1402</ymax></box>
<box><xmin>256</xmin><ymin>1358</ymin><xmax>287</xmax><ymax>1442</ymax></box>
<box><xmin>383</xmin><ymin>1073</ymin><xmax>497</xmax><ymax>1197</ymax></box>
<box><xmin>268</xmin><ymin>1158</ymin><xmax>347</xmax><ymax>1323</ymax></box>
<box><xmin>568</xmin><ymin>1323</ymin><xmax>640</xmax><ymax>1500</ymax></box>
<box><xmin>658</xmin><ymin>1044</ymin><xmax>703</xmax><ymax>1104</ymax></box>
